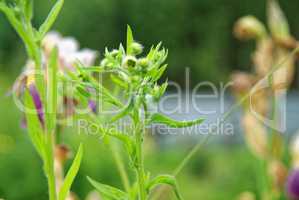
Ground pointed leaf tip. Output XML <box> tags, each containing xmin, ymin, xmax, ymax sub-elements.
<box><xmin>126</xmin><ymin>25</ymin><xmax>134</xmax><ymax>55</ymax></box>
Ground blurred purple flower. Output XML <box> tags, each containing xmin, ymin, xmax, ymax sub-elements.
<box><xmin>88</xmin><ymin>100</ymin><xmax>97</xmax><ymax>113</ymax></box>
<box><xmin>28</xmin><ymin>84</ymin><xmax>44</xmax><ymax>127</ymax></box>
<box><xmin>287</xmin><ymin>169</ymin><xmax>299</xmax><ymax>199</ymax></box>
<box><xmin>13</xmin><ymin>31</ymin><xmax>98</xmax><ymax>129</ymax></box>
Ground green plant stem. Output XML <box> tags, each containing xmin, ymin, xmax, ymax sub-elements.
<box><xmin>135</xmin><ymin>121</ymin><xmax>147</xmax><ymax>200</ymax></box>
<box><xmin>47</xmin><ymin>165</ymin><xmax>57</xmax><ymax>200</ymax></box>
<box><xmin>107</xmin><ymin>85</ymin><xmax>131</xmax><ymax>192</ymax></box>
<box><xmin>45</xmin><ymin>133</ymin><xmax>57</xmax><ymax>200</ymax></box>
<box><xmin>110</xmin><ymin>142</ymin><xmax>131</xmax><ymax>192</ymax></box>
<box><xmin>1</xmin><ymin>4</ymin><xmax>58</xmax><ymax>200</ymax></box>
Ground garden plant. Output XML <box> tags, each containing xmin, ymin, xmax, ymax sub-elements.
<box><xmin>1</xmin><ymin>0</ymin><xmax>299</xmax><ymax>200</ymax></box>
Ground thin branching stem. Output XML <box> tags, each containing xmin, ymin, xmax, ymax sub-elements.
<box><xmin>135</xmin><ymin>118</ymin><xmax>147</xmax><ymax>200</ymax></box>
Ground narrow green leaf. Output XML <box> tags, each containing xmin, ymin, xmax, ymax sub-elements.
<box><xmin>24</xmin><ymin>90</ymin><xmax>45</xmax><ymax>157</ymax></box>
<box><xmin>149</xmin><ymin>113</ymin><xmax>204</xmax><ymax>128</ymax></box>
<box><xmin>87</xmin><ymin>176</ymin><xmax>129</xmax><ymax>200</ymax></box>
<box><xmin>24</xmin><ymin>0</ymin><xmax>33</xmax><ymax>22</ymax></box>
<box><xmin>147</xmin><ymin>42</ymin><xmax>162</xmax><ymax>60</ymax></box>
<box><xmin>46</xmin><ymin>47</ymin><xmax>58</xmax><ymax>133</ymax></box>
<box><xmin>159</xmin><ymin>81</ymin><xmax>168</xmax><ymax>97</ymax></box>
<box><xmin>147</xmin><ymin>175</ymin><xmax>183</xmax><ymax>200</ymax></box>
<box><xmin>58</xmin><ymin>144</ymin><xmax>84</xmax><ymax>200</ymax></box>
<box><xmin>126</xmin><ymin>25</ymin><xmax>134</xmax><ymax>55</ymax></box>
<box><xmin>39</xmin><ymin>0</ymin><xmax>64</xmax><ymax>38</ymax></box>
<box><xmin>0</xmin><ymin>3</ymin><xmax>35</xmax><ymax>57</ymax></box>
<box><xmin>152</xmin><ymin>64</ymin><xmax>167</xmax><ymax>82</ymax></box>
<box><xmin>76</xmin><ymin>85</ymin><xmax>91</xmax><ymax>98</ymax></box>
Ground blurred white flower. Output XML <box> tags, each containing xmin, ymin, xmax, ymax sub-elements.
<box><xmin>42</xmin><ymin>31</ymin><xmax>97</xmax><ymax>71</ymax></box>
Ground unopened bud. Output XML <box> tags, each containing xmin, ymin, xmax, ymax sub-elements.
<box><xmin>234</xmin><ymin>16</ymin><xmax>266</xmax><ymax>40</ymax></box>
<box><xmin>100</xmin><ymin>58</ymin><xmax>108</xmax><ymax>67</ymax></box>
<box><xmin>131</xmin><ymin>42</ymin><xmax>143</xmax><ymax>55</ymax></box>
<box><xmin>152</xmin><ymin>85</ymin><xmax>160</xmax><ymax>99</ymax></box>
<box><xmin>138</xmin><ymin>58</ymin><xmax>150</xmax><ymax>68</ymax></box>
<box><xmin>111</xmin><ymin>49</ymin><xmax>119</xmax><ymax>57</ymax></box>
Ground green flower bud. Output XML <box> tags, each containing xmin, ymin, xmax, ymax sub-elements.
<box><xmin>110</xmin><ymin>49</ymin><xmax>119</xmax><ymax>57</ymax></box>
<box><xmin>123</xmin><ymin>56</ymin><xmax>137</xmax><ymax>68</ymax></box>
<box><xmin>100</xmin><ymin>58</ymin><xmax>108</xmax><ymax>67</ymax></box>
<box><xmin>234</xmin><ymin>16</ymin><xmax>267</xmax><ymax>40</ymax></box>
<box><xmin>131</xmin><ymin>42</ymin><xmax>143</xmax><ymax>55</ymax></box>
<box><xmin>152</xmin><ymin>83</ymin><xmax>167</xmax><ymax>101</ymax></box>
<box><xmin>138</xmin><ymin>58</ymin><xmax>150</xmax><ymax>68</ymax></box>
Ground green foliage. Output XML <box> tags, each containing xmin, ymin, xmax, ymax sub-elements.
<box><xmin>38</xmin><ymin>0</ymin><xmax>64</xmax><ymax>39</ymax></box>
<box><xmin>45</xmin><ymin>47</ymin><xmax>58</xmax><ymax>133</ymax></box>
<box><xmin>58</xmin><ymin>144</ymin><xmax>84</xmax><ymax>200</ymax></box>
<box><xmin>24</xmin><ymin>90</ymin><xmax>44</xmax><ymax>157</ymax></box>
<box><xmin>87</xmin><ymin>177</ymin><xmax>129</xmax><ymax>200</ymax></box>
<box><xmin>0</xmin><ymin>1</ymin><xmax>77</xmax><ymax>200</ymax></box>
<box><xmin>4</xmin><ymin>0</ymin><xmax>295</xmax><ymax>83</ymax></box>
<box><xmin>69</xmin><ymin>26</ymin><xmax>205</xmax><ymax>200</ymax></box>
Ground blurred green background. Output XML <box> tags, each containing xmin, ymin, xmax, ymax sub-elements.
<box><xmin>0</xmin><ymin>0</ymin><xmax>299</xmax><ymax>199</ymax></box>
<box><xmin>1</xmin><ymin>0</ymin><xmax>299</xmax><ymax>84</ymax></box>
